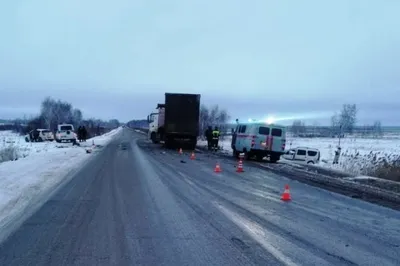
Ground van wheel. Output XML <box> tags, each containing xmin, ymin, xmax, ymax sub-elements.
<box><xmin>242</xmin><ymin>149</ymin><xmax>250</xmax><ymax>160</ymax></box>
<box><xmin>256</xmin><ymin>154</ymin><xmax>264</xmax><ymax>162</ymax></box>
<box><xmin>270</xmin><ymin>154</ymin><xmax>280</xmax><ymax>163</ymax></box>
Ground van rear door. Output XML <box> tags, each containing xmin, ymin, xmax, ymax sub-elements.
<box><xmin>270</xmin><ymin>127</ymin><xmax>285</xmax><ymax>152</ymax></box>
<box><xmin>257</xmin><ymin>126</ymin><xmax>271</xmax><ymax>150</ymax></box>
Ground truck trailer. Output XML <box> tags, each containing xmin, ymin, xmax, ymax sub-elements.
<box><xmin>147</xmin><ymin>93</ymin><xmax>200</xmax><ymax>149</ymax></box>
<box><xmin>164</xmin><ymin>93</ymin><xmax>200</xmax><ymax>150</ymax></box>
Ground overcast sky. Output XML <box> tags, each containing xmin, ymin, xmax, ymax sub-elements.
<box><xmin>1</xmin><ymin>0</ymin><xmax>400</xmax><ymax>125</ymax></box>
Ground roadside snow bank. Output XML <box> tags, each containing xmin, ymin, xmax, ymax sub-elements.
<box><xmin>0</xmin><ymin>127</ymin><xmax>122</xmax><ymax>243</ymax></box>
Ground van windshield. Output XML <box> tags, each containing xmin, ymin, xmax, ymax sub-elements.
<box><xmin>258</xmin><ymin>127</ymin><xmax>270</xmax><ymax>135</ymax></box>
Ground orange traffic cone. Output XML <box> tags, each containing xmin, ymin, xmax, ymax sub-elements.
<box><xmin>190</xmin><ymin>151</ymin><xmax>196</xmax><ymax>160</ymax></box>
<box><xmin>281</xmin><ymin>184</ymin><xmax>291</xmax><ymax>201</ymax></box>
<box><xmin>214</xmin><ymin>162</ymin><xmax>222</xmax><ymax>173</ymax></box>
<box><xmin>179</xmin><ymin>148</ymin><xmax>183</xmax><ymax>155</ymax></box>
<box><xmin>236</xmin><ymin>159</ymin><xmax>244</xmax><ymax>172</ymax></box>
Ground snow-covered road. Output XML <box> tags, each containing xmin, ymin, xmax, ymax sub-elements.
<box><xmin>0</xmin><ymin>127</ymin><xmax>122</xmax><ymax>242</ymax></box>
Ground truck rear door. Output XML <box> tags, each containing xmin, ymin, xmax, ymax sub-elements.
<box><xmin>165</xmin><ymin>94</ymin><xmax>200</xmax><ymax>135</ymax></box>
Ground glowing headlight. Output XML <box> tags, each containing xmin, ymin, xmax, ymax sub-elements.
<box><xmin>265</xmin><ymin>117</ymin><xmax>274</xmax><ymax>124</ymax></box>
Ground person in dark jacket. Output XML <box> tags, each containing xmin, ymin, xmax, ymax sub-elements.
<box><xmin>81</xmin><ymin>126</ymin><xmax>88</xmax><ymax>142</ymax></box>
<box><xmin>205</xmin><ymin>126</ymin><xmax>212</xmax><ymax>150</ymax></box>
<box><xmin>33</xmin><ymin>129</ymin><xmax>40</xmax><ymax>142</ymax></box>
<box><xmin>212</xmin><ymin>126</ymin><xmax>220</xmax><ymax>152</ymax></box>
<box><xmin>77</xmin><ymin>126</ymin><xmax>83</xmax><ymax>142</ymax></box>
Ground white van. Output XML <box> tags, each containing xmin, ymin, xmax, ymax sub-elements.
<box><xmin>55</xmin><ymin>124</ymin><xmax>77</xmax><ymax>143</ymax></box>
<box><xmin>282</xmin><ymin>147</ymin><xmax>320</xmax><ymax>164</ymax></box>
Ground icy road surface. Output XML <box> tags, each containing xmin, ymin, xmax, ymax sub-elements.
<box><xmin>0</xmin><ymin>128</ymin><xmax>399</xmax><ymax>266</ymax></box>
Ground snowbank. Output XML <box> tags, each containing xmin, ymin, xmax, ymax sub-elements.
<box><xmin>197</xmin><ymin>136</ymin><xmax>400</xmax><ymax>180</ymax></box>
<box><xmin>0</xmin><ymin>127</ymin><xmax>122</xmax><ymax>242</ymax></box>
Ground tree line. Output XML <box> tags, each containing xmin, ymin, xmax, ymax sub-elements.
<box><xmin>8</xmin><ymin>97</ymin><xmax>121</xmax><ymax>138</ymax></box>
<box><xmin>291</xmin><ymin>104</ymin><xmax>383</xmax><ymax>137</ymax></box>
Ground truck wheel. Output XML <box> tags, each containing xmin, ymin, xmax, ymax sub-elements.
<box><xmin>256</xmin><ymin>154</ymin><xmax>264</xmax><ymax>162</ymax></box>
<box><xmin>151</xmin><ymin>132</ymin><xmax>158</xmax><ymax>143</ymax></box>
<box><xmin>188</xmin><ymin>137</ymin><xmax>197</xmax><ymax>150</ymax></box>
<box><xmin>164</xmin><ymin>138</ymin><xmax>173</xmax><ymax>149</ymax></box>
<box><xmin>242</xmin><ymin>149</ymin><xmax>250</xmax><ymax>160</ymax></box>
<box><xmin>270</xmin><ymin>153</ymin><xmax>280</xmax><ymax>163</ymax></box>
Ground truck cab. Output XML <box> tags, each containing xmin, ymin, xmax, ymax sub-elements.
<box><xmin>231</xmin><ymin>122</ymin><xmax>286</xmax><ymax>162</ymax></box>
<box><xmin>147</xmin><ymin>104</ymin><xmax>165</xmax><ymax>143</ymax></box>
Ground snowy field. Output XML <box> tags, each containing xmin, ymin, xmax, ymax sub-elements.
<box><xmin>198</xmin><ymin>135</ymin><xmax>400</xmax><ymax>180</ymax></box>
<box><xmin>0</xmin><ymin>128</ymin><xmax>122</xmax><ymax>242</ymax></box>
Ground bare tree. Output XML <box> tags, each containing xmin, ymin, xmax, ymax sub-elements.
<box><xmin>199</xmin><ymin>104</ymin><xmax>230</xmax><ymax>138</ymax></box>
<box><xmin>339</xmin><ymin>104</ymin><xmax>357</xmax><ymax>134</ymax></box>
<box><xmin>40</xmin><ymin>97</ymin><xmax>75</xmax><ymax>130</ymax></box>
<box><xmin>72</xmin><ymin>109</ymin><xmax>83</xmax><ymax>126</ymax></box>
<box><xmin>27</xmin><ymin>96</ymin><xmax>120</xmax><ymax>137</ymax></box>
<box><xmin>199</xmin><ymin>104</ymin><xmax>210</xmax><ymax>136</ymax></box>
<box><xmin>40</xmin><ymin>97</ymin><xmax>56</xmax><ymax>129</ymax></box>
<box><xmin>331</xmin><ymin>112</ymin><xmax>339</xmax><ymax>130</ymax></box>
<box><xmin>373</xmin><ymin>120</ymin><xmax>383</xmax><ymax>138</ymax></box>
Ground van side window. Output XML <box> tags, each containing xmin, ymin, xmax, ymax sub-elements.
<box><xmin>297</xmin><ymin>149</ymin><xmax>306</xmax><ymax>155</ymax></box>
<box><xmin>307</xmin><ymin>150</ymin><xmax>317</xmax><ymax>156</ymax></box>
<box><xmin>258</xmin><ymin>126</ymin><xmax>270</xmax><ymax>135</ymax></box>
<box><xmin>239</xmin><ymin>125</ymin><xmax>247</xmax><ymax>133</ymax></box>
<box><xmin>271</xmin><ymin>128</ymin><xmax>282</xmax><ymax>137</ymax></box>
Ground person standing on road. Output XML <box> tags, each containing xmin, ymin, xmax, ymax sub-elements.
<box><xmin>205</xmin><ymin>126</ymin><xmax>212</xmax><ymax>150</ymax></box>
<box><xmin>82</xmin><ymin>126</ymin><xmax>88</xmax><ymax>142</ymax></box>
<box><xmin>77</xmin><ymin>126</ymin><xmax>83</xmax><ymax>142</ymax></box>
<box><xmin>212</xmin><ymin>126</ymin><xmax>220</xmax><ymax>152</ymax></box>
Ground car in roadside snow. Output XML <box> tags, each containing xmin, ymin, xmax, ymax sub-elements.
<box><xmin>282</xmin><ymin>147</ymin><xmax>320</xmax><ymax>164</ymax></box>
<box><xmin>55</xmin><ymin>124</ymin><xmax>77</xmax><ymax>143</ymax></box>
<box><xmin>25</xmin><ymin>129</ymin><xmax>54</xmax><ymax>142</ymax></box>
